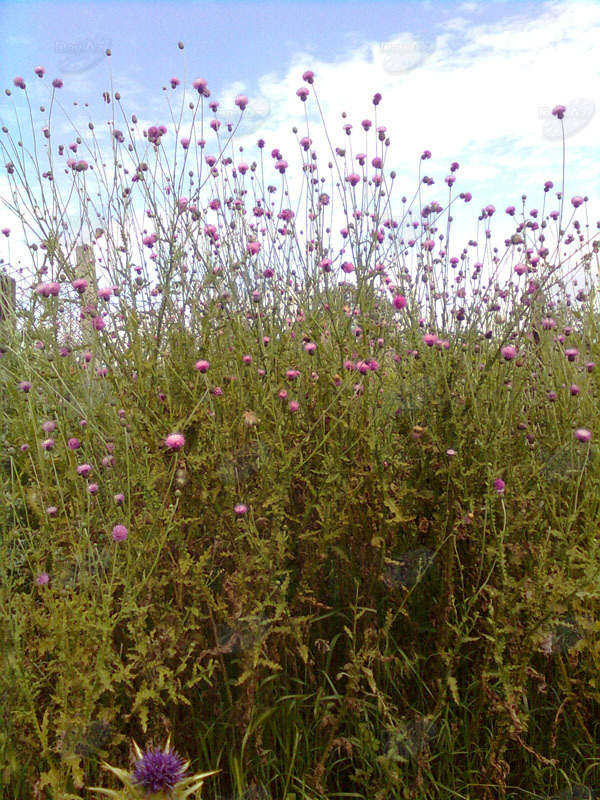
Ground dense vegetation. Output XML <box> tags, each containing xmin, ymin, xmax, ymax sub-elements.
<box><xmin>1</xmin><ymin>54</ymin><xmax>600</xmax><ymax>800</ymax></box>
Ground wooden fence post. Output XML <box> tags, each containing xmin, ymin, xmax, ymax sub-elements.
<box><xmin>0</xmin><ymin>273</ymin><xmax>16</xmax><ymax>325</ymax></box>
<box><xmin>76</xmin><ymin>244</ymin><xmax>98</xmax><ymax>371</ymax></box>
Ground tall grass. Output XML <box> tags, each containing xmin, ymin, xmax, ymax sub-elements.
<box><xmin>1</xmin><ymin>54</ymin><xmax>600</xmax><ymax>800</ymax></box>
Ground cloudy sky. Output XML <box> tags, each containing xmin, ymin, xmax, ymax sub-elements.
<box><xmin>0</xmin><ymin>0</ymin><xmax>598</xmax><ymax>313</ymax></box>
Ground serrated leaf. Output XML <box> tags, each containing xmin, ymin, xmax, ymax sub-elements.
<box><xmin>447</xmin><ymin>675</ymin><xmax>460</xmax><ymax>705</ymax></box>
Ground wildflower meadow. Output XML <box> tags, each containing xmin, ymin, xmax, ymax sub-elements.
<box><xmin>2</xmin><ymin>45</ymin><xmax>600</xmax><ymax>800</ymax></box>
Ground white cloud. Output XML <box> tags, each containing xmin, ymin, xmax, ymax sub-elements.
<box><xmin>2</xmin><ymin>0</ymin><xmax>599</xmax><ymax>330</ymax></box>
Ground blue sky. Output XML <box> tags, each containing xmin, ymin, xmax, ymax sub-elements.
<box><xmin>0</xmin><ymin>0</ymin><xmax>545</xmax><ymax>93</ymax></box>
<box><xmin>1</xmin><ymin>0</ymin><xmax>599</xmax><ymax>308</ymax></box>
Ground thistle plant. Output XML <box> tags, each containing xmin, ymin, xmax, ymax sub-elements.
<box><xmin>3</xmin><ymin>41</ymin><xmax>600</xmax><ymax>800</ymax></box>
<box><xmin>87</xmin><ymin>737</ymin><xmax>220</xmax><ymax>799</ymax></box>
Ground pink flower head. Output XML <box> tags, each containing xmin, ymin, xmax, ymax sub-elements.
<box><xmin>296</xmin><ymin>87</ymin><xmax>309</xmax><ymax>101</ymax></box>
<box><xmin>13</xmin><ymin>76</ymin><xmax>26</xmax><ymax>89</ymax></box>
<box><xmin>18</xmin><ymin>381</ymin><xmax>32</xmax><ymax>393</ymax></box>
<box><xmin>289</xmin><ymin>400</ymin><xmax>300</xmax><ymax>412</ymax></box>
<box><xmin>493</xmin><ymin>478</ymin><xmax>506</xmax><ymax>494</ymax></box>
<box><xmin>423</xmin><ymin>334</ymin><xmax>437</xmax><ymax>347</ymax></box>
<box><xmin>36</xmin><ymin>572</ymin><xmax>49</xmax><ymax>585</ymax></box>
<box><xmin>247</xmin><ymin>241</ymin><xmax>261</xmax><ymax>255</ymax></box>
<box><xmin>574</xmin><ymin>428</ymin><xmax>592</xmax><ymax>442</ymax></box>
<box><xmin>234</xmin><ymin>503</ymin><xmax>248</xmax><ymax>516</ymax></box>
<box><xmin>68</xmin><ymin>438</ymin><xmax>80</xmax><ymax>450</ymax></box>
<box><xmin>1</xmin><ymin>227</ymin><xmax>9</xmax><ymax>236</ymax></box>
<box><xmin>571</xmin><ymin>196</ymin><xmax>584</xmax><ymax>208</ymax></box>
<box><xmin>72</xmin><ymin>278</ymin><xmax>88</xmax><ymax>293</ymax></box>
<box><xmin>195</xmin><ymin>360</ymin><xmax>210</xmax><ymax>373</ymax></box>
<box><xmin>302</xmin><ymin>70</ymin><xmax>314</xmax><ymax>83</ymax></box>
<box><xmin>170</xmin><ymin>77</ymin><xmax>181</xmax><ymax>88</ymax></box>
<box><xmin>393</xmin><ymin>294</ymin><xmax>406</xmax><ymax>310</ymax></box>
<box><xmin>235</xmin><ymin>94</ymin><xmax>248</xmax><ymax>111</ymax></box>
<box><xmin>564</xmin><ymin>348</ymin><xmax>579</xmax><ymax>362</ymax></box>
<box><xmin>501</xmin><ymin>345</ymin><xmax>518</xmax><ymax>361</ymax></box>
<box><xmin>552</xmin><ymin>104</ymin><xmax>566</xmax><ymax>120</ymax></box>
<box><xmin>111</xmin><ymin>524</ymin><xmax>128</xmax><ymax>542</ymax></box>
<box><xmin>192</xmin><ymin>77</ymin><xmax>209</xmax><ymax>96</ymax></box>
<box><xmin>52</xmin><ymin>78</ymin><xmax>63</xmax><ymax>89</ymax></box>
<box><xmin>164</xmin><ymin>433</ymin><xmax>185</xmax><ymax>450</ymax></box>
<box><xmin>76</xmin><ymin>463</ymin><xmax>93</xmax><ymax>477</ymax></box>
<box><xmin>34</xmin><ymin>66</ymin><xmax>45</xmax><ymax>77</ymax></box>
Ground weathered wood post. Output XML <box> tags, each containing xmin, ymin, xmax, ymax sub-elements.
<box><xmin>76</xmin><ymin>243</ymin><xmax>98</xmax><ymax>372</ymax></box>
<box><xmin>0</xmin><ymin>273</ymin><xmax>16</xmax><ymax>325</ymax></box>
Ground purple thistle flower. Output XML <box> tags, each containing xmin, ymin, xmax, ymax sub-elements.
<box><xmin>131</xmin><ymin>745</ymin><xmax>187</xmax><ymax>793</ymax></box>
<box><xmin>112</xmin><ymin>524</ymin><xmax>128</xmax><ymax>542</ymax></box>
<box><xmin>164</xmin><ymin>433</ymin><xmax>185</xmax><ymax>451</ymax></box>
<box><xmin>501</xmin><ymin>345</ymin><xmax>517</xmax><ymax>361</ymax></box>
<box><xmin>574</xmin><ymin>428</ymin><xmax>592</xmax><ymax>443</ymax></box>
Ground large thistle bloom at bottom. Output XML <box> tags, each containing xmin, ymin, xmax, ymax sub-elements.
<box><xmin>87</xmin><ymin>736</ymin><xmax>220</xmax><ymax>799</ymax></box>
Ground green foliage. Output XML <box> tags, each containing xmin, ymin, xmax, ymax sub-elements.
<box><xmin>2</xmin><ymin>64</ymin><xmax>600</xmax><ymax>800</ymax></box>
